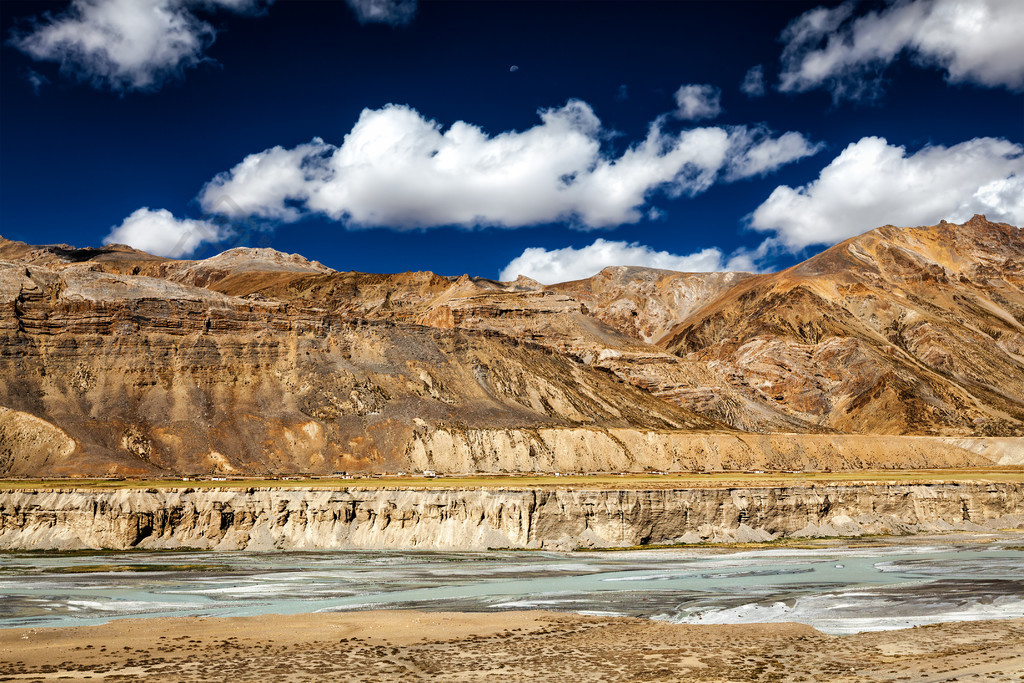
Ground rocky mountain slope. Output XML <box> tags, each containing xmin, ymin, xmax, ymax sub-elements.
<box><xmin>663</xmin><ymin>216</ymin><xmax>1024</xmax><ymax>435</ymax></box>
<box><xmin>0</xmin><ymin>215</ymin><xmax>1021</xmax><ymax>476</ymax></box>
<box><xmin>550</xmin><ymin>267</ymin><xmax>754</xmax><ymax>344</ymax></box>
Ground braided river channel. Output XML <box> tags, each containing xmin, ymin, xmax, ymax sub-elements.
<box><xmin>2</xmin><ymin>538</ymin><xmax>1022</xmax><ymax>635</ymax></box>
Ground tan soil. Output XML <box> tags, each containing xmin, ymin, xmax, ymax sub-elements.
<box><xmin>2</xmin><ymin>611</ymin><xmax>1022</xmax><ymax>681</ymax></box>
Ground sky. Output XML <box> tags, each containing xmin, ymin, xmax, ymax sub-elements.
<box><xmin>1</xmin><ymin>0</ymin><xmax>1022</xmax><ymax>283</ymax></box>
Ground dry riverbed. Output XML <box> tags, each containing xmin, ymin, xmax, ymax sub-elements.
<box><xmin>2</xmin><ymin>611</ymin><xmax>1023</xmax><ymax>681</ymax></box>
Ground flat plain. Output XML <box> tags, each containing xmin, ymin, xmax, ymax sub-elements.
<box><xmin>1</xmin><ymin>467</ymin><xmax>1022</xmax><ymax>491</ymax></box>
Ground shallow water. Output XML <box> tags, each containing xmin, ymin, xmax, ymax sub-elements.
<box><xmin>1</xmin><ymin>540</ymin><xmax>1022</xmax><ymax>634</ymax></box>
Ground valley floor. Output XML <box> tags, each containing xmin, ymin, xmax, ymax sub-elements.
<box><xmin>2</xmin><ymin>467</ymin><xmax>1022</xmax><ymax>491</ymax></box>
<box><xmin>2</xmin><ymin>610</ymin><xmax>1022</xmax><ymax>682</ymax></box>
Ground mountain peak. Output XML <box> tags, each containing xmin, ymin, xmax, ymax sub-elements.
<box><xmin>198</xmin><ymin>247</ymin><xmax>334</xmax><ymax>273</ymax></box>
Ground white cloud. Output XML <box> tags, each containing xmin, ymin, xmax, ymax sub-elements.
<box><xmin>25</xmin><ymin>69</ymin><xmax>50</xmax><ymax>95</ymax></box>
<box><xmin>740</xmin><ymin>65</ymin><xmax>765</xmax><ymax>97</ymax></box>
<box><xmin>719</xmin><ymin>239</ymin><xmax>780</xmax><ymax>274</ymax></box>
<box><xmin>498</xmin><ymin>239</ymin><xmax>731</xmax><ymax>284</ymax></box>
<box><xmin>103</xmin><ymin>207</ymin><xmax>227</xmax><ymax>257</ymax></box>
<box><xmin>726</xmin><ymin>130</ymin><xmax>824</xmax><ymax>180</ymax></box>
<box><xmin>673</xmin><ymin>84</ymin><xmax>722</xmax><ymax>120</ymax></box>
<box><xmin>200</xmin><ymin>100</ymin><xmax>819</xmax><ymax>230</ymax></box>
<box><xmin>11</xmin><ymin>0</ymin><xmax>422</xmax><ymax>91</ymax></box>
<box><xmin>779</xmin><ymin>0</ymin><xmax>1024</xmax><ymax>100</ymax></box>
<box><xmin>10</xmin><ymin>0</ymin><xmax>268</xmax><ymax>92</ymax></box>
<box><xmin>345</xmin><ymin>0</ymin><xmax>416</xmax><ymax>25</ymax></box>
<box><xmin>750</xmin><ymin>136</ymin><xmax>1024</xmax><ymax>250</ymax></box>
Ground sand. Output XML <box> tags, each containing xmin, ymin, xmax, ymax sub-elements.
<box><xmin>2</xmin><ymin>611</ymin><xmax>1023</xmax><ymax>681</ymax></box>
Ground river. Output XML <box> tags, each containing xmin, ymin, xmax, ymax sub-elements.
<box><xmin>2</xmin><ymin>537</ymin><xmax>1022</xmax><ymax>635</ymax></box>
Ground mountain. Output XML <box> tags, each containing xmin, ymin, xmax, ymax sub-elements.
<box><xmin>550</xmin><ymin>267</ymin><xmax>754</xmax><ymax>344</ymax></box>
<box><xmin>0</xmin><ymin>215</ymin><xmax>1021</xmax><ymax>477</ymax></box>
<box><xmin>662</xmin><ymin>216</ymin><xmax>1024</xmax><ymax>435</ymax></box>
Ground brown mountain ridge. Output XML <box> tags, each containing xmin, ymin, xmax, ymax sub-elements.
<box><xmin>0</xmin><ymin>215</ymin><xmax>1021</xmax><ymax>477</ymax></box>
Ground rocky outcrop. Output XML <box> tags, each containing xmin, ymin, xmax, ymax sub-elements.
<box><xmin>1</xmin><ymin>483</ymin><xmax>1021</xmax><ymax>551</ymax></box>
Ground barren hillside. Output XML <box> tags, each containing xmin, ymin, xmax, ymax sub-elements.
<box><xmin>0</xmin><ymin>215</ymin><xmax>1020</xmax><ymax>476</ymax></box>
<box><xmin>662</xmin><ymin>216</ymin><xmax>1024</xmax><ymax>435</ymax></box>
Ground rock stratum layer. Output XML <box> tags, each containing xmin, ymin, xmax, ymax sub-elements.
<box><xmin>1</xmin><ymin>215</ymin><xmax>1022</xmax><ymax>476</ymax></box>
<box><xmin>1</xmin><ymin>483</ymin><xmax>1021</xmax><ymax>551</ymax></box>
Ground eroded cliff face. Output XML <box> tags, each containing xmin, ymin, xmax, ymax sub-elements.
<box><xmin>1</xmin><ymin>483</ymin><xmax>1021</xmax><ymax>551</ymax></box>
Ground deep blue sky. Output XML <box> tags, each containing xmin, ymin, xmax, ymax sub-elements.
<box><xmin>1</xmin><ymin>0</ymin><xmax>1022</xmax><ymax>279</ymax></box>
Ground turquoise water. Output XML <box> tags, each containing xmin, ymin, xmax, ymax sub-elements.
<box><xmin>1</xmin><ymin>540</ymin><xmax>1022</xmax><ymax>634</ymax></box>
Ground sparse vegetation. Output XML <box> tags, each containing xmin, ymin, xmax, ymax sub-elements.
<box><xmin>1</xmin><ymin>468</ymin><xmax>1020</xmax><ymax>491</ymax></box>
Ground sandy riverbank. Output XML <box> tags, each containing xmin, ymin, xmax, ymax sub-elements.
<box><xmin>2</xmin><ymin>611</ymin><xmax>1023</xmax><ymax>681</ymax></box>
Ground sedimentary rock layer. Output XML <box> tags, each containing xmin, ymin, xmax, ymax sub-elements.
<box><xmin>1</xmin><ymin>483</ymin><xmax>1021</xmax><ymax>551</ymax></box>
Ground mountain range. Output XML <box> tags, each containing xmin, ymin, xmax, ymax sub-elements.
<box><xmin>1</xmin><ymin>215</ymin><xmax>1021</xmax><ymax>476</ymax></box>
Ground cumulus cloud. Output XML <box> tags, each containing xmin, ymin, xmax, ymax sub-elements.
<box><xmin>726</xmin><ymin>130</ymin><xmax>824</xmax><ymax>180</ymax></box>
<box><xmin>750</xmin><ymin>136</ymin><xmax>1024</xmax><ymax>250</ymax></box>
<box><xmin>9</xmin><ymin>0</ymin><xmax>269</xmax><ymax>92</ymax></box>
<box><xmin>673</xmin><ymin>84</ymin><xmax>722</xmax><ymax>120</ymax></box>
<box><xmin>200</xmin><ymin>100</ymin><xmax>820</xmax><ymax>230</ymax></box>
<box><xmin>498</xmin><ymin>239</ymin><xmax>736</xmax><ymax>284</ymax></box>
<box><xmin>345</xmin><ymin>0</ymin><xmax>416</xmax><ymax>25</ymax></box>
<box><xmin>103</xmin><ymin>207</ymin><xmax>227</xmax><ymax>257</ymax></box>
<box><xmin>779</xmin><ymin>0</ymin><xmax>1024</xmax><ymax>100</ymax></box>
<box><xmin>740</xmin><ymin>65</ymin><xmax>765</xmax><ymax>97</ymax></box>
